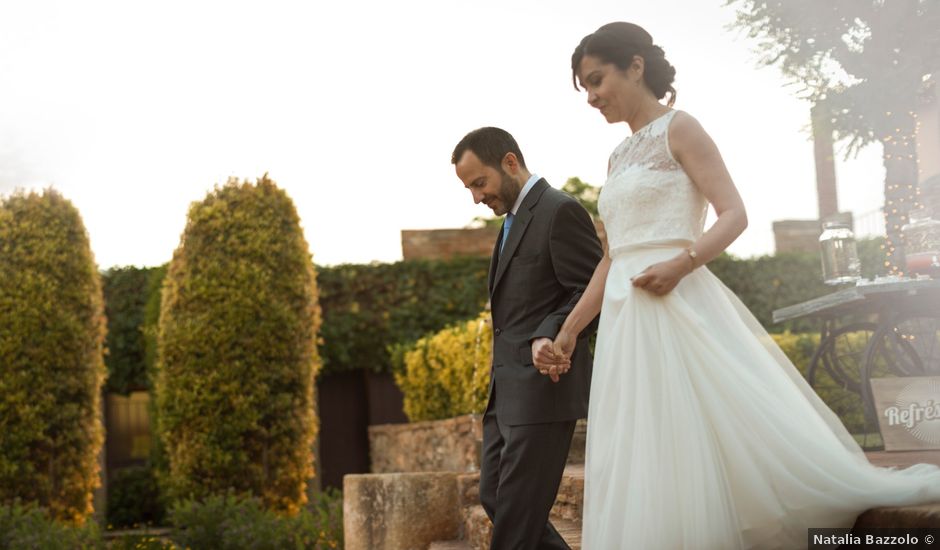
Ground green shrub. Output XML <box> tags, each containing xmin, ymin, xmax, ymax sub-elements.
<box><xmin>106</xmin><ymin>465</ymin><xmax>166</xmax><ymax>529</ymax></box>
<box><xmin>0</xmin><ymin>189</ymin><xmax>107</xmax><ymax>523</ymax></box>
<box><xmin>168</xmin><ymin>490</ymin><xmax>342</xmax><ymax>550</ymax></box>
<box><xmin>317</xmin><ymin>257</ymin><xmax>490</xmax><ymax>376</ymax></box>
<box><xmin>393</xmin><ymin>312</ymin><xmax>492</xmax><ymax>421</ymax></box>
<box><xmin>103</xmin><ymin>266</ymin><xmax>160</xmax><ymax>393</ymax></box>
<box><xmin>155</xmin><ymin>175</ymin><xmax>321</xmax><ymax>514</ymax></box>
<box><xmin>772</xmin><ymin>332</ymin><xmax>868</xmax><ymax>434</ymax></box>
<box><xmin>105</xmin><ymin>533</ymin><xmax>175</xmax><ymax>550</ymax></box>
<box><xmin>0</xmin><ymin>500</ymin><xmax>100</xmax><ymax>549</ymax></box>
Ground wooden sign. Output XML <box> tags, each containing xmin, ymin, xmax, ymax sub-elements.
<box><xmin>870</xmin><ymin>376</ymin><xmax>940</xmax><ymax>451</ymax></box>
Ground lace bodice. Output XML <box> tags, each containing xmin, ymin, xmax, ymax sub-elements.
<box><xmin>598</xmin><ymin>110</ymin><xmax>708</xmax><ymax>253</ymax></box>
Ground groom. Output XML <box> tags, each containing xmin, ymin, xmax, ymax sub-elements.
<box><xmin>452</xmin><ymin>127</ymin><xmax>602</xmax><ymax>549</ymax></box>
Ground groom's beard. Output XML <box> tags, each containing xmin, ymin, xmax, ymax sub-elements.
<box><xmin>492</xmin><ymin>171</ymin><xmax>521</xmax><ymax>216</ymax></box>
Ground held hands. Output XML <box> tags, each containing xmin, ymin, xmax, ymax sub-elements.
<box><xmin>531</xmin><ymin>337</ymin><xmax>570</xmax><ymax>383</ymax></box>
<box><xmin>552</xmin><ymin>329</ymin><xmax>577</xmax><ymax>364</ymax></box>
<box><xmin>630</xmin><ymin>253</ymin><xmax>694</xmax><ymax>296</ymax></box>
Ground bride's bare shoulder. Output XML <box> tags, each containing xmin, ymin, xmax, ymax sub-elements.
<box><xmin>668</xmin><ymin>110</ymin><xmax>719</xmax><ymax>163</ymax></box>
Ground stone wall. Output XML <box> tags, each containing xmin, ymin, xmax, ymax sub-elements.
<box><xmin>401</xmin><ymin>221</ymin><xmax>607</xmax><ymax>262</ymax></box>
<box><xmin>369</xmin><ymin>414</ymin><xmax>483</xmax><ymax>474</ymax></box>
<box><xmin>369</xmin><ymin>415</ymin><xmax>587</xmax><ymax>474</ymax></box>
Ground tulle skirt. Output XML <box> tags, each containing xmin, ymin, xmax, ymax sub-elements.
<box><xmin>581</xmin><ymin>241</ymin><xmax>940</xmax><ymax>550</ymax></box>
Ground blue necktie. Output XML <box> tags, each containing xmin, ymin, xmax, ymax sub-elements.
<box><xmin>500</xmin><ymin>213</ymin><xmax>514</xmax><ymax>254</ymax></box>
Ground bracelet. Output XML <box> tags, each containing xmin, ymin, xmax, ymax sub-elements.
<box><xmin>684</xmin><ymin>247</ymin><xmax>698</xmax><ymax>269</ymax></box>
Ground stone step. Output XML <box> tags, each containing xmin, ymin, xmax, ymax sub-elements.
<box><xmin>567</xmin><ymin>419</ymin><xmax>587</xmax><ymax>464</ymax></box>
<box><xmin>463</xmin><ymin>504</ymin><xmax>492</xmax><ymax>550</ymax></box>
<box><xmin>457</xmin><ymin>472</ymin><xmax>480</xmax><ymax>508</ymax></box>
<box><xmin>551</xmin><ymin>464</ymin><xmax>584</xmax><ymax>528</ymax></box>
<box><xmin>428</xmin><ymin>541</ymin><xmax>473</xmax><ymax>550</ymax></box>
<box><xmin>462</xmin><ymin>504</ymin><xmax>582</xmax><ymax>550</ymax></box>
<box><xmin>455</xmin><ymin>465</ymin><xmax>585</xmax><ymax>513</ymax></box>
<box><xmin>554</xmin><ymin>517</ymin><xmax>582</xmax><ymax>550</ymax></box>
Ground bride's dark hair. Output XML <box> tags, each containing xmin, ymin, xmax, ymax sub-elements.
<box><xmin>571</xmin><ymin>22</ymin><xmax>677</xmax><ymax>107</ymax></box>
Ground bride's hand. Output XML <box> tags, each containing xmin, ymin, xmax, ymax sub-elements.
<box><xmin>553</xmin><ymin>329</ymin><xmax>577</xmax><ymax>363</ymax></box>
<box><xmin>631</xmin><ymin>254</ymin><xmax>693</xmax><ymax>296</ymax></box>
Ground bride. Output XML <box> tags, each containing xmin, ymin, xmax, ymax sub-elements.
<box><xmin>549</xmin><ymin>21</ymin><xmax>940</xmax><ymax>549</ymax></box>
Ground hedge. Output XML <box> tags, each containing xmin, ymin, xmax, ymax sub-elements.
<box><xmin>106</xmin><ymin>239</ymin><xmax>888</xmax><ymax>385</ymax></box>
<box><xmin>0</xmin><ymin>189</ymin><xmax>107</xmax><ymax>523</ymax></box>
<box><xmin>102</xmin><ymin>266</ymin><xmax>161</xmax><ymax>394</ymax></box>
<box><xmin>155</xmin><ymin>175</ymin><xmax>321</xmax><ymax>513</ymax></box>
<box><xmin>316</xmin><ymin>257</ymin><xmax>491</xmax><ymax>376</ymax></box>
<box><xmin>709</xmin><ymin>237</ymin><xmax>887</xmax><ymax>334</ymax></box>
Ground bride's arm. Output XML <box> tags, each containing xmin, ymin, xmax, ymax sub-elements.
<box><xmin>631</xmin><ymin>112</ymin><xmax>748</xmax><ymax>296</ymax></box>
<box><xmin>553</xmin><ymin>250</ymin><xmax>611</xmax><ymax>360</ymax></box>
<box><xmin>553</xmin><ymin>159</ymin><xmax>615</xmax><ymax>361</ymax></box>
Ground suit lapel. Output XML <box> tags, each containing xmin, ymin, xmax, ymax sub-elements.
<box><xmin>490</xmin><ymin>179</ymin><xmax>549</xmax><ymax>295</ymax></box>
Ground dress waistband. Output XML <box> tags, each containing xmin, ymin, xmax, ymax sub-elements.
<box><xmin>608</xmin><ymin>239</ymin><xmax>692</xmax><ymax>259</ymax></box>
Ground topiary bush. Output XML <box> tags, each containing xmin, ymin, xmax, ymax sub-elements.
<box><xmin>155</xmin><ymin>175</ymin><xmax>321</xmax><ymax>514</ymax></box>
<box><xmin>0</xmin><ymin>189</ymin><xmax>106</xmax><ymax>523</ymax></box>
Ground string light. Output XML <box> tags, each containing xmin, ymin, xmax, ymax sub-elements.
<box><xmin>873</xmin><ymin>111</ymin><xmax>924</xmax><ymax>277</ymax></box>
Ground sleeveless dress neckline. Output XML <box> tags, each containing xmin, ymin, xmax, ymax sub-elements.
<box><xmin>627</xmin><ymin>108</ymin><xmax>674</xmax><ymax>138</ymax></box>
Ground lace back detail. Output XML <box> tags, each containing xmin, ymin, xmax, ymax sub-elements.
<box><xmin>598</xmin><ymin>110</ymin><xmax>708</xmax><ymax>252</ymax></box>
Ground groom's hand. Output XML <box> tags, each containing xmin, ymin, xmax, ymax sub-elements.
<box><xmin>532</xmin><ymin>337</ymin><xmax>570</xmax><ymax>383</ymax></box>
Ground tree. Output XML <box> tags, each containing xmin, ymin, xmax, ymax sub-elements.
<box><xmin>726</xmin><ymin>0</ymin><xmax>940</xmax><ymax>273</ymax></box>
<box><xmin>155</xmin><ymin>175</ymin><xmax>321</xmax><ymax>514</ymax></box>
<box><xmin>0</xmin><ymin>189</ymin><xmax>106</xmax><ymax>523</ymax></box>
<box><xmin>562</xmin><ymin>177</ymin><xmax>600</xmax><ymax>218</ymax></box>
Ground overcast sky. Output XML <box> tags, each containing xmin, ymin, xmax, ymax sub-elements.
<box><xmin>0</xmin><ymin>0</ymin><xmax>887</xmax><ymax>269</ymax></box>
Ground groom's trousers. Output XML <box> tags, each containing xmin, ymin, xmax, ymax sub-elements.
<box><xmin>480</xmin><ymin>384</ymin><xmax>576</xmax><ymax>550</ymax></box>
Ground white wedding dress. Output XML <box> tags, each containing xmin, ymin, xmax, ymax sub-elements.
<box><xmin>582</xmin><ymin>109</ymin><xmax>940</xmax><ymax>549</ymax></box>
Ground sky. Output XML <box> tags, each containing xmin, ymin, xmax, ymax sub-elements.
<box><xmin>0</xmin><ymin>0</ymin><xmax>888</xmax><ymax>269</ymax></box>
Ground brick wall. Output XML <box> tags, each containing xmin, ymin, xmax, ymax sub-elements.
<box><xmin>401</xmin><ymin>228</ymin><xmax>500</xmax><ymax>261</ymax></box>
<box><xmin>773</xmin><ymin>212</ymin><xmax>854</xmax><ymax>255</ymax></box>
<box><xmin>401</xmin><ymin>221</ymin><xmax>607</xmax><ymax>261</ymax></box>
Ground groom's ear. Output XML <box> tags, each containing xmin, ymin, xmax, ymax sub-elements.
<box><xmin>501</xmin><ymin>152</ymin><xmax>520</xmax><ymax>174</ymax></box>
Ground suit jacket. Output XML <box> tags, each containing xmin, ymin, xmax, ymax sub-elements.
<box><xmin>487</xmin><ymin>178</ymin><xmax>603</xmax><ymax>425</ymax></box>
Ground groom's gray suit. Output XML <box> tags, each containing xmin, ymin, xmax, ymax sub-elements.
<box><xmin>482</xmin><ymin>178</ymin><xmax>602</xmax><ymax>549</ymax></box>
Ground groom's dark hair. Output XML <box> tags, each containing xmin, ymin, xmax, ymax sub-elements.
<box><xmin>451</xmin><ymin>127</ymin><xmax>527</xmax><ymax>170</ymax></box>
